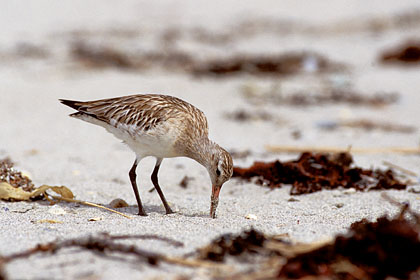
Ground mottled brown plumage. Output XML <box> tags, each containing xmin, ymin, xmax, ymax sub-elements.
<box><xmin>60</xmin><ymin>94</ymin><xmax>233</xmax><ymax>218</ymax></box>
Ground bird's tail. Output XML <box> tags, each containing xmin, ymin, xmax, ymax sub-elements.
<box><xmin>59</xmin><ymin>99</ymin><xmax>83</xmax><ymax>111</ymax></box>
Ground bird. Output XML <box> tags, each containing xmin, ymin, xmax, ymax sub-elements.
<box><xmin>59</xmin><ymin>94</ymin><xmax>233</xmax><ymax>218</ymax></box>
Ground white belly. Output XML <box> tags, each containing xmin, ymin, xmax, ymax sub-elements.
<box><xmin>105</xmin><ymin>121</ymin><xmax>181</xmax><ymax>159</ymax></box>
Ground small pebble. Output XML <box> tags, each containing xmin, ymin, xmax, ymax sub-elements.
<box><xmin>48</xmin><ymin>204</ymin><xmax>67</xmax><ymax>215</ymax></box>
<box><xmin>245</xmin><ymin>214</ymin><xmax>258</xmax><ymax>220</ymax></box>
<box><xmin>343</xmin><ymin>188</ymin><xmax>356</xmax><ymax>194</ymax></box>
<box><xmin>109</xmin><ymin>198</ymin><xmax>129</xmax><ymax>208</ymax></box>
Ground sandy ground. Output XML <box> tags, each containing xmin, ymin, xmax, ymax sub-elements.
<box><xmin>1</xmin><ymin>1</ymin><xmax>420</xmax><ymax>279</ymax></box>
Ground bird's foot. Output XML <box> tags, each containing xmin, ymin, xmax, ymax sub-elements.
<box><xmin>165</xmin><ymin>208</ymin><xmax>175</xmax><ymax>215</ymax></box>
<box><xmin>138</xmin><ymin>209</ymin><xmax>148</xmax><ymax>216</ymax></box>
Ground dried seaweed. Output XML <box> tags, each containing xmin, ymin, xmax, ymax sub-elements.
<box><xmin>242</xmin><ymin>85</ymin><xmax>399</xmax><ymax>108</ymax></box>
<box><xmin>15</xmin><ymin>43</ymin><xmax>49</xmax><ymax>59</ymax></box>
<box><xmin>224</xmin><ymin>109</ymin><xmax>276</xmax><ymax>123</ymax></box>
<box><xmin>0</xmin><ymin>158</ymin><xmax>34</xmax><ymax>192</ymax></box>
<box><xmin>3</xmin><ymin>202</ymin><xmax>420</xmax><ymax>279</ymax></box>
<box><xmin>192</xmin><ymin>200</ymin><xmax>420</xmax><ymax>279</ymax></box>
<box><xmin>179</xmin><ymin>176</ymin><xmax>193</xmax><ymax>189</ymax></box>
<box><xmin>0</xmin><ymin>262</ymin><xmax>5</xmax><ymax>280</ymax></box>
<box><xmin>69</xmin><ymin>41</ymin><xmax>345</xmax><ymax>80</ymax></box>
<box><xmin>0</xmin><ymin>233</ymin><xmax>227</xmax><ymax>279</ymax></box>
<box><xmin>192</xmin><ymin>52</ymin><xmax>344</xmax><ymax>77</ymax></box>
<box><xmin>266</xmin><ymin>145</ymin><xmax>420</xmax><ymax>155</ymax></box>
<box><xmin>380</xmin><ymin>40</ymin><xmax>420</xmax><ymax>64</ymax></box>
<box><xmin>233</xmin><ymin>152</ymin><xmax>406</xmax><ymax>194</ymax></box>
<box><xmin>321</xmin><ymin>119</ymin><xmax>416</xmax><ymax>134</ymax></box>
<box><xmin>70</xmin><ymin>42</ymin><xmax>195</xmax><ymax>72</ymax></box>
<box><xmin>0</xmin><ymin>233</ymin><xmax>182</xmax><ymax>267</ymax></box>
<box><xmin>199</xmin><ymin>229</ymin><xmax>267</xmax><ymax>262</ymax></box>
<box><xmin>229</xmin><ymin>149</ymin><xmax>252</xmax><ymax>160</ymax></box>
<box><xmin>279</xmin><ymin>201</ymin><xmax>420</xmax><ymax>279</ymax></box>
<box><xmin>71</xmin><ymin>42</ymin><xmax>136</xmax><ymax>69</ymax></box>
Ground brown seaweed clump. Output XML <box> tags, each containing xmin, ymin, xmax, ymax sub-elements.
<box><xmin>233</xmin><ymin>152</ymin><xmax>406</xmax><ymax>194</ymax></box>
<box><xmin>192</xmin><ymin>52</ymin><xmax>344</xmax><ymax>77</ymax></box>
<box><xmin>279</xmin><ymin>207</ymin><xmax>420</xmax><ymax>279</ymax></box>
<box><xmin>0</xmin><ymin>158</ymin><xmax>34</xmax><ymax>192</ymax></box>
<box><xmin>199</xmin><ymin>229</ymin><xmax>267</xmax><ymax>262</ymax></box>
<box><xmin>380</xmin><ymin>40</ymin><xmax>420</xmax><ymax>64</ymax></box>
<box><xmin>195</xmin><ymin>202</ymin><xmax>420</xmax><ymax>279</ymax></box>
<box><xmin>71</xmin><ymin>42</ymin><xmax>135</xmax><ymax>69</ymax></box>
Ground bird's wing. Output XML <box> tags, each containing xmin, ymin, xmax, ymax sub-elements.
<box><xmin>60</xmin><ymin>94</ymin><xmax>209</xmax><ymax>136</ymax></box>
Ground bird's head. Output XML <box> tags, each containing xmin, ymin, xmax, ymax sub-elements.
<box><xmin>207</xmin><ymin>146</ymin><xmax>233</xmax><ymax>218</ymax></box>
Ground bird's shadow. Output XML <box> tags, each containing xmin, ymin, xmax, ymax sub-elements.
<box><xmin>122</xmin><ymin>204</ymin><xmax>210</xmax><ymax>218</ymax></box>
<box><xmin>120</xmin><ymin>204</ymin><xmax>210</xmax><ymax>218</ymax></box>
<box><xmin>33</xmin><ymin>200</ymin><xmax>209</xmax><ymax>218</ymax></box>
<box><xmin>122</xmin><ymin>204</ymin><xmax>167</xmax><ymax>215</ymax></box>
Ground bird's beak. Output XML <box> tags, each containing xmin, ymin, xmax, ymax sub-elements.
<box><xmin>210</xmin><ymin>184</ymin><xmax>222</xmax><ymax>218</ymax></box>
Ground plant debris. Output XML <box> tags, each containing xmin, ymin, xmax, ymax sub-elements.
<box><xmin>179</xmin><ymin>176</ymin><xmax>193</xmax><ymax>189</ymax></box>
<box><xmin>0</xmin><ymin>182</ymin><xmax>73</xmax><ymax>201</ymax></box>
<box><xmin>14</xmin><ymin>42</ymin><xmax>49</xmax><ymax>59</ymax></box>
<box><xmin>266</xmin><ymin>145</ymin><xmax>420</xmax><ymax>155</ymax></box>
<box><xmin>0</xmin><ymin>157</ymin><xmax>132</xmax><ymax>218</ymax></box>
<box><xmin>192</xmin><ymin>52</ymin><xmax>344</xmax><ymax>77</ymax></box>
<box><xmin>0</xmin><ymin>233</ymin><xmax>183</xmax><ymax>268</ymax></box>
<box><xmin>70</xmin><ymin>42</ymin><xmax>195</xmax><ymax>72</ymax></box>
<box><xmin>319</xmin><ymin>119</ymin><xmax>416</xmax><ymax>133</ymax></box>
<box><xmin>233</xmin><ymin>152</ymin><xmax>407</xmax><ymax>194</ymax></box>
<box><xmin>0</xmin><ymin>158</ymin><xmax>34</xmax><ymax>192</ymax></box>
<box><xmin>242</xmin><ymin>84</ymin><xmax>399</xmax><ymax>108</ymax></box>
<box><xmin>69</xmin><ymin>41</ymin><xmax>346</xmax><ymax>79</ymax></box>
<box><xmin>380</xmin><ymin>40</ymin><xmax>420</xmax><ymax>64</ymax></box>
<box><xmin>279</xmin><ymin>199</ymin><xmax>420</xmax><ymax>279</ymax></box>
<box><xmin>0</xmin><ymin>232</ymin><xmax>227</xmax><ymax>279</ymax></box>
<box><xmin>71</xmin><ymin>42</ymin><xmax>136</xmax><ymax>69</ymax></box>
<box><xmin>2</xmin><ymin>199</ymin><xmax>420</xmax><ymax>279</ymax></box>
<box><xmin>224</xmin><ymin>109</ymin><xmax>275</xmax><ymax>123</ymax></box>
<box><xmin>192</xmin><ymin>199</ymin><xmax>420</xmax><ymax>279</ymax></box>
<box><xmin>198</xmin><ymin>229</ymin><xmax>267</xmax><ymax>262</ymax></box>
<box><xmin>229</xmin><ymin>149</ymin><xmax>252</xmax><ymax>160</ymax></box>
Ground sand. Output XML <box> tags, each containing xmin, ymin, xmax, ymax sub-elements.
<box><xmin>1</xmin><ymin>1</ymin><xmax>420</xmax><ymax>279</ymax></box>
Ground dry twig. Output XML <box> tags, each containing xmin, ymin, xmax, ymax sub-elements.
<box><xmin>382</xmin><ymin>160</ymin><xmax>418</xmax><ymax>177</ymax></box>
<box><xmin>51</xmin><ymin>195</ymin><xmax>133</xmax><ymax>219</ymax></box>
<box><xmin>0</xmin><ymin>234</ymin><xmax>228</xmax><ymax>270</ymax></box>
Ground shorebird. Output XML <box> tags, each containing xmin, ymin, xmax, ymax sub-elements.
<box><xmin>59</xmin><ymin>94</ymin><xmax>233</xmax><ymax>218</ymax></box>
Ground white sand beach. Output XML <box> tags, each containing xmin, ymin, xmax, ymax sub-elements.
<box><xmin>1</xmin><ymin>1</ymin><xmax>420</xmax><ymax>279</ymax></box>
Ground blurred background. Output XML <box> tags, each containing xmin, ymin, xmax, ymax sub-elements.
<box><xmin>1</xmin><ymin>0</ymin><xmax>420</xmax><ymax>166</ymax></box>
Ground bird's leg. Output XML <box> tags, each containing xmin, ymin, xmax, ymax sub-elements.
<box><xmin>151</xmin><ymin>158</ymin><xmax>174</xmax><ymax>214</ymax></box>
<box><xmin>129</xmin><ymin>159</ymin><xmax>147</xmax><ymax>216</ymax></box>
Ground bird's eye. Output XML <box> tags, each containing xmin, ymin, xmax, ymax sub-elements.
<box><xmin>216</xmin><ymin>169</ymin><xmax>221</xmax><ymax>176</ymax></box>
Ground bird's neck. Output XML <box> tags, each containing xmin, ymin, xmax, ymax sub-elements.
<box><xmin>186</xmin><ymin>137</ymin><xmax>216</xmax><ymax>170</ymax></box>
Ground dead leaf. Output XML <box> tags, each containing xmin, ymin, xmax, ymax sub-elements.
<box><xmin>1</xmin><ymin>182</ymin><xmax>131</xmax><ymax>218</ymax></box>
<box><xmin>0</xmin><ymin>182</ymin><xmax>33</xmax><ymax>200</ymax></box>
<box><xmin>0</xmin><ymin>182</ymin><xmax>73</xmax><ymax>201</ymax></box>
<box><xmin>49</xmin><ymin>186</ymin><xmax>74</xmax><ymax>199</ymax></box>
